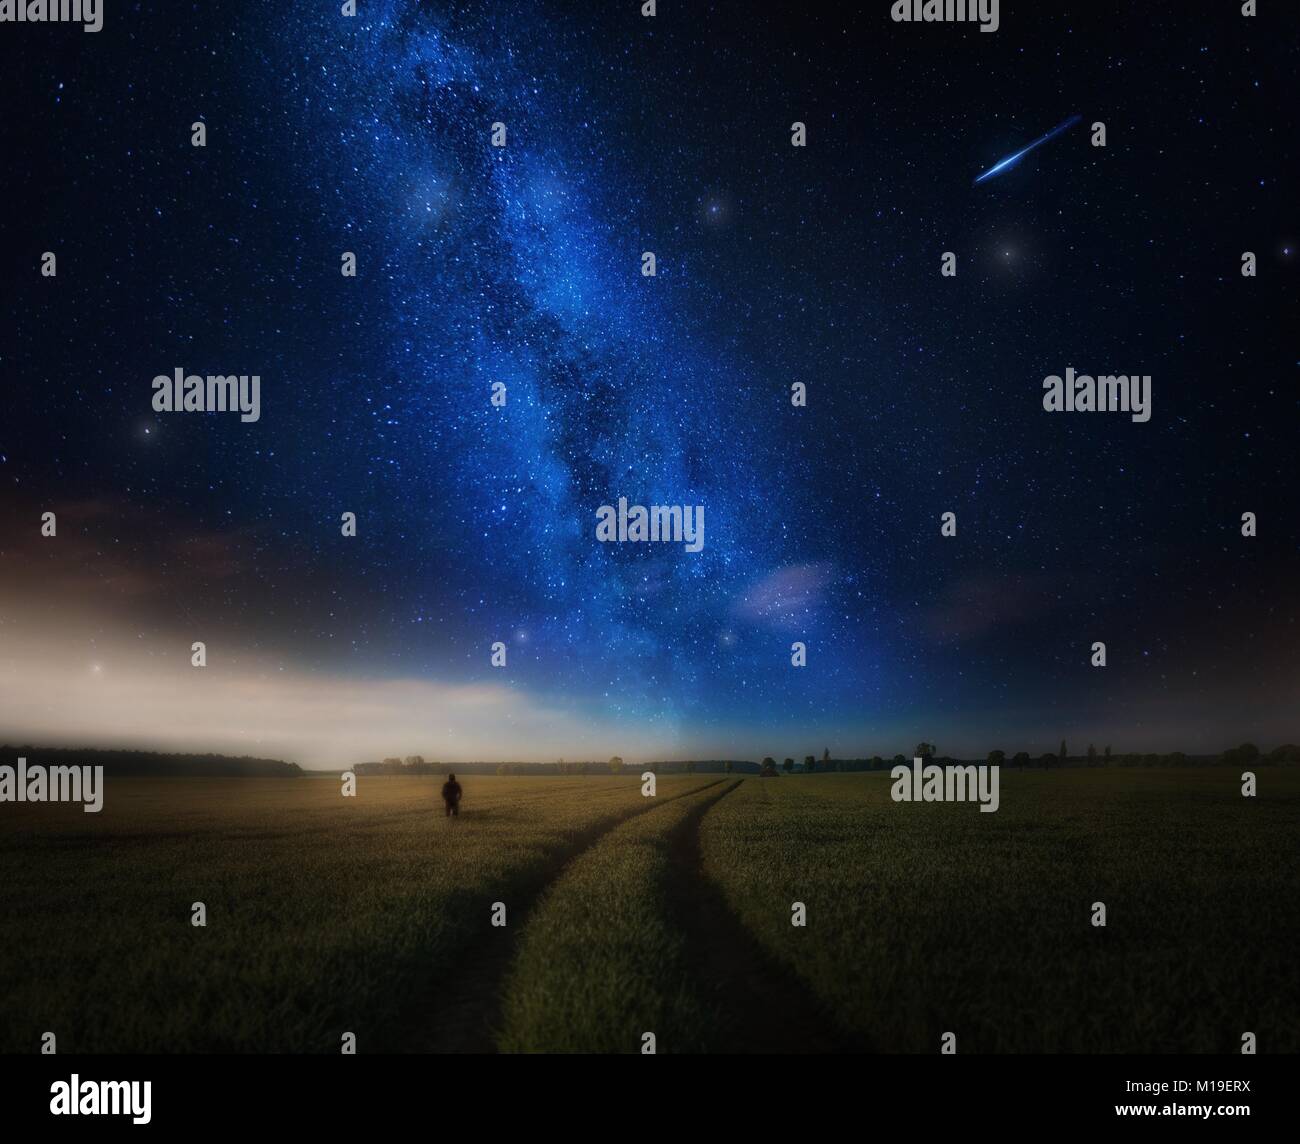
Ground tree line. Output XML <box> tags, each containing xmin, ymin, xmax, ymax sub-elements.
<box><xmin>752</xmin><ymin>741</ymin><xmax>1300</xmax><ymax>773</ymax></box>
<box><xmin>351</xmin><ymin>742</ymin><xmax>1299</xmax><ymax>776</ymax></box>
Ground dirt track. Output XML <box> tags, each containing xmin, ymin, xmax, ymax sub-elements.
<box><xmin>662</xmin><ymin>780</ymin><xmax>865</xmax><ymax>1053</ymax></box>
<box><xmin>389</xmin><ymin>779</ymin><xmax>724</xmax><ymax>1052</ymax></box>
<box><xmin>392</xmin><ymin>777</ymin><xmax>863</xmax><ymax>1053</ymax></box>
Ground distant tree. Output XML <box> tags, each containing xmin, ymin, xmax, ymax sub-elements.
<box><xmin>724</xmin><ymin>760</ymin><xmax>734</xmax><ymax>775</ymax></box>
<box><xmin>608</xmin><ymin>756</ymin><xmax>624</xmax><ymax>774</ymax></box>
<box><xmin>382</xmin><ymin>757</ymin><xmax>402</xmax><ymax>773</ymax></box>
<box><xmin>892</xmin><ymin>754</ymin><xmax>907</xmax><ymax>769</ymax></box>
<box><xmin>1059</xmin><ymin>740</ymin><xmax>1068</xmax><ymax>762</ymax></box>
<box><xmin>1012</xmin><ymin>751</ymin><xmax>1030</xmax><ymax>770</ymax></box>
<box><xmin>1104</xmin><ymin>745</ymin><xmax>1112</xmax><ymax>761</ymax></box>
<box><xmin>823</xmin><ymin>748</ymin><xmax>830</xmax><ymax>763</ymax></box>
<box><xmin>804</xmin><ymin>755</ymin><xmax>816</xmax><ymax>773</ymax></box>
<box><xmin>870</xmin><ymin>756</ymin><xmax>884</xmax><ymax>770</ymax></box>
<box><xmin>783</xmin><ymin>758</ymin><xmax>794</xmax><ymax>773</ymax></box>
<box><xmin>1087</xmin><ymin>744</ymin><xmax>1097</xmax><ymax>765</ymax></box>
<box><xmin>759</xmin><ymin>757</ymin><xmax>780</xmax><ymax>778</ymax></box>
<box><xmin>1040</xmin><ymin>752</ymin><xmax>1056</xmax><ymax>769</ymax></box>
<box><xmin>685</xmin><ymin>760</ymin><xmax>696</xmax><ymax>774</ymax></box>
<box><xmin>403</xmin><ymin>755</ymin><xmax>425</xmax><ymax>769</ymax></box>
<box><xmin>987</xmin><ymin>749</ymin><xmax>1005</xmax><ymax>767</ymax></box>
<box><xmin>578</xmin><ymin>761</ymin><xmax>589</xmax><ymax>776</ymax></box>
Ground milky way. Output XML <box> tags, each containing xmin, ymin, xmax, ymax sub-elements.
<box><xmin>260</xmin><ymin>2</ymin><xmax>871</xmax><ymax>745</ymax></box>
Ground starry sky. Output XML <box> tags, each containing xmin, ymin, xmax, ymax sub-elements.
<box><xmin>0</xmin><ymin>1</ymin><xmax>1297</xmax><ymax>766</ymax></box>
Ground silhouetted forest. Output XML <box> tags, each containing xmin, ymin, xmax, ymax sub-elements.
<box><xmin>1</xmin><ymin>746</ymin><xmax>301</xmax><ymax>777</ymax></box>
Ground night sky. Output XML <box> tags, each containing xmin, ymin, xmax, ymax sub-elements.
<box><xmin>1</xmin><ymin>1</ymin><xmax>1296</xmax><ymax>766</ymax></box>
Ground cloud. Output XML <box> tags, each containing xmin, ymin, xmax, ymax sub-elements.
<box><xmin>732</xmin><ymin>564</ymin><xmax>833</xmax><ymax>631</ymax></box>
<box><xmin>0</xmin><ymin>496</ymin><xmax>253</xmax><ymax>604</ymax></box>
<box><xmin>0</xmin><ymin>496</ymin><xmax>684</xmax><ymax>766</ymax></box>
<box><xmin>0</xmin><ymin>619</ymin><xmax>669</xmax><ymax>767</ymax></box>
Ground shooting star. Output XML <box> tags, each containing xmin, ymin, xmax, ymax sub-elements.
<box><xmin>974</xmin><ymin>114</ymin><xmax>1083</xmax><ymax>185</ymax></box>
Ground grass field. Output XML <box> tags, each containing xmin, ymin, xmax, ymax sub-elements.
<box><xmin>699</xmin><ymin>769</ymin><xmax>1300</xmax><ymax>1053</ymax></box>
<box><xmin>2</xmin><ymin>768</ymin><xmax>1295</xmax><ymax>1053</ymax></box>
<box><xmin>0</xmin><ymin>773</ymin><xmax>712</xmax><ymax>1052</ymax></box>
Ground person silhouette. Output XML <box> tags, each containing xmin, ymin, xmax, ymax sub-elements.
<box><xmin>441</xmin><ymin>773</ymin><xmax>463</xmax><ymax>817</ymax></box>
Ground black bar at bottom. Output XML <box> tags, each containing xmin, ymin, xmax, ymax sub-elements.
<box><xmin>1</xmin><ymin>1053</ymin><xmax>1286</xmax><ymax>1133</ymax></box>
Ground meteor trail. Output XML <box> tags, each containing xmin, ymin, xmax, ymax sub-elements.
<box><xmin>974</xmin><ymin>114</ymin><xmax>1082</xmax><ymax>185</ymax></box>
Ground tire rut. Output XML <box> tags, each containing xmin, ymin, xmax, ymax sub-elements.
<box><xmin>666</xmin><ymin>779</ymin><xmax>870</xmax><ymax>1053</ymax></box>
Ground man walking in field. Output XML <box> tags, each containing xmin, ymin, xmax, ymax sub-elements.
<box><xmin>441</xmin><ymin>773</ymin><xmax>463</xmax><ymax>817</ymax></box>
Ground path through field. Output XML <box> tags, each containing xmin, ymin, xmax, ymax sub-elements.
<box><xmin>403</xmin><ymin>777</ymin><xmax>856</xmax><ymax>1053</ymax></box>
<box><xmin>663</xmin><ymin>781</ymin><xmax>864</xmax><ymax>1053</ymax></box>
<box><xmin>393</xmin><ymin>779</ymin><xmax>725</xmax><ymax>1052</ymax></box>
